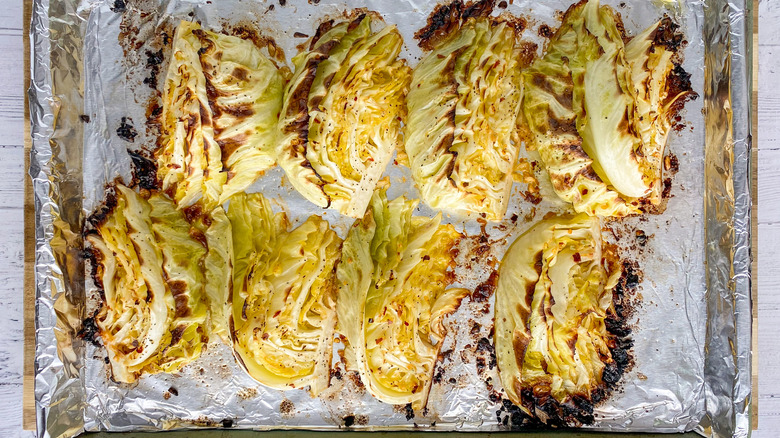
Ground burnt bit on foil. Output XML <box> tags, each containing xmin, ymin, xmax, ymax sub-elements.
<box><xmin>652</xmin><ymin>16</ymin><xmax>684</xmax><ymax>52</ymax></box>
<box><xmin>392</xmin><ymin>403</ymin><xmax>415</xmax><ymax>421</ymax></box>
<box><xmin>78</xmin><ymin>309</ymin><xmax>102</xmax><ymax>347</ymax></box>
<box><xmin>128</xmin><ymin>150</ymin><xmax>159</xmax><ymax>191</ymax></box>
<box><xmin>538</xmin><ymin>24</ymin><xmax>554</xmax><ymax>38</ymax></box>
<box><xmin>474</xmin><ymin>336</ymin><xmax>497</xmax><ymax>377</ymax></box>
<box><xmin>117</xmin><ymin>117</ymin><xmax>138</xmax><ymax>142</ymax></box>
<box><xmin>280</xmin><ymin>399</ymin><xmax>295</xmax><ymax>418</ymax></box>
<box><xmin>472</xmin><ymin>270</ymin><xmax>498</xmax><ymax>303</ymax></box>
<box><xmin>495</xmin><ymin>398</ymin><xmax>535</xmax><ymax>429</ymax></box>
<box><xmin>458</xmin><ymin>219</ymin><xmax>503</xmax><ymax>314</ymax></box>
<box><xmin>405</xmin><ymin>403</ymin><xmax>415</xmax><ymax>420</ymax></box>
<box><xmin>110</xmin><ymin>0</ymin><xmax>126</xmax><ymax>13</ymax></box>
<box><xmin>664</xmin><ymin>153</ymin><xmax>680</xmax><ymax>174</ymax></box>
<box><xmin>143</xmin><ymin>49</ymin><xmax>164</xmax><ymax>89</ymax></box>
<box><xmin>86</xmin><ymin>184</ymin><xmax>119</xmax><ymax>229</ymax></box>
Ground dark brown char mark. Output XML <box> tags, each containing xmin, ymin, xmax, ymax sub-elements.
<box><xmin>78</xmin><ymin>308</ymin><xmax>103</xmax><ymax>347</ymax></box>
<box><xmin>86</xmin><ymin>184</ymin><xmax>119</xmax><ymax>229</ymax></box>
<box><xmin>310</xmin><ymin>20</ymin><xmax>335</xmax><ymax>50</ymax></box>
<box><xmin>283</xmin><ymin>22</ymin><xmax>345</xmax><ymax>195</ymax></box>
<box><xmin>495</xmin><ymin>257</ymin><xmax>636</xmax><ymax>429</ymax></box>
<box><xmin>650</xmin><ymin>16</ymin><xmax>684</xmax><ymax>52</ymax></box>
<box><xmin>195</xmin><ymin>31</ymin><xmax>258</xmax><ymax>166</ymax></box>
<box><xmin>128</xmin><ymin>150</ymin><xmax>160</xmax><ymax>191</ymax></box>
<box><xmin>220</xmin><ymin>24</ymin><xmax>287</xmax><ymax>64</ymax></box>
<box><xmin>472</xmin><ymin>270</ymin><xmax>498</xmax><ymax>302</ymax></box>
<box><xmin>117</xmin><ymin>116</ymin><xmax>138</xmax><ymax>142</ymax></box>
<box><xmin>433</xmin><ymin>48</ymin><xmax>465</xmax><ymax>186</ymax></box>
<box><xmin>666</xmin><ymin>63</ymin><xmax>697</xmax><ymax>118</ymax></box>
<box><xmin>415</xmin><ymin>0</ymin><xmax>496</xmax><ymax>51</ymax></box>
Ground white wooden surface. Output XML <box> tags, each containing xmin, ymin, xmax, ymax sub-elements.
<box><xmin>756</xmin><ymin>1</ymin><xmax>779</xmax><ymax>436</ymax></box>
<box><xmin>0</xmin><ymin>0</ymin><xmax>32</xmax><ymax>437</ymax></box>
<box><xmin>0</xmin><ymin>0</ymin><xmax>775</xmax><ymax>436</ymax></box>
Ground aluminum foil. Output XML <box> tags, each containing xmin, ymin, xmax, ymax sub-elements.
<box><xmin>29</xmin><ymin>0</ymin><xmax>753</xmax><ymax>437</ymax></box>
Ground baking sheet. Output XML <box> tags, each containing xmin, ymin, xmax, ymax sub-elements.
<box><xmin>29</xmin><ymin>0</ymin><xmax>752</xmax><ymax>437</ymax></box>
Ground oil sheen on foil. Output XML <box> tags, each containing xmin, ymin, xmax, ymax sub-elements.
<box><xmin>29</xmin><ymin>0</ymin><xmax>752</xmax><ymax>437</ymax></box>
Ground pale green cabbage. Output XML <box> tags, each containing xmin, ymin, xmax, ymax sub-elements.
<box><xmin>227</xmin><ymin>193</ymin><xmax>341</xmax><ymax>395</ymax></box>
<box><xmin>157</xmin><ymin>21</ymin><xmax>225</xmax><ymax>210</ymax></box>
<box><xmin>494</xmin><ymin>214</ymin><xmax>620</xmax><ymax>415</ymax></box>
<box><xmin>277</xmin><ymin>16</ymin><xmax>410</xmax><ymax>218</ymax></box>
<box><xmin>522</xmin><ymin>0</ymin><xmax>692</xmax><ymax>216</ymax></box>
<box><xmin>196</xmin><ymin>28</ymin><xmax>284</xmax><ymax>204</ymax></box>
<box><xmin>157</xmin><ymin>21</ymin><xmax>285</xmax><ymax>210</ymax></box>
<box><xmin>337</xmin><ymin>189</ymin><xmax>468</xmax><ymax>409</ymax></box>
<box><xmin>192</xmin><ymin>206</ymin><xmax>234</xmax><ymax>342</ymax></box>
<box><xmin>86</xmin><ymin>186</ymin><xmax>209</xmax><ymax>382</ymax></box>
<box><xmin>405</xmin><ymin>16</ymin><xmax>524</xmax><ymax>221</ymax></box>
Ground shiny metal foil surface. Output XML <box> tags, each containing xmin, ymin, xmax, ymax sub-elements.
<box><xmin>29</xmin><ymin>0</ymin><xmax>753</xmax><ymax>437</ymax></box>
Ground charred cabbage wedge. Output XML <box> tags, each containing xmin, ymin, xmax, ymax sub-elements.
<box><xmin>157</xmin><ymin>21</ymin><xmax>283</xmax><ymax>209</ymax></box>
<box><xmin>192</xmin><ymin>206</ymin><xmax>233</xmax><ymax>342</ymax></box>
<box><xmin>494</xmin><ymin>214</ymin><xmax>623</xmax><ymax>424</ymax></box>
<box><xmin>522</xmin><ymin>0</ymin><xmax>693</xmax><ymax>217</ymax></box>
<box><xmin>337</xmin><ymin>189</ymin><xmax>469</xmax><ymax>409</ymax></box>
<box><xmin>86</xmin><ymin>186</ymin><xmax>210</xmax><ymax>383</ymax></box>
<box><xmin>227</xmin><ymin>193</ymin><xmax>341</xmax><ymax>395</ymax></box>
<box><xmin>277</xmin><ymin>15</ymin><xmax>411</xmax><ymax>218</ymax></box>
<box><xmin>405</xmin><ymin>6</ymin><xmax>527</xmax><ymax>221</ymax></box>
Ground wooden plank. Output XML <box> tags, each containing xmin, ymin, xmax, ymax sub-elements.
<box><xmin>22</xmin><ymin>0</ymin><xmax>34</xmax><ymax>432</ymax></box>
<box><xmin>752</xmin><ymin>0</ymin><xmax>758</xmax><ymax>429</ymax></box>
<box><xmin>0</xmin><ymin>384</ymin><xmax>26</xmax><ymax>434</ymax></box>
<box><xmin>758</xmin><ymin>217</ymin><xmax>780</xmax><ymax>437</ymax></box>
<box><xmin>759</xmin><ymin>0</ymin><xmax>780</xmax><ymax>46</ymax></box>
<box><xmin>757</xmin><ymin>219</ymin><xmax>780</xmax><ymax>309</ymax></box>
<box><xmin>757</xmin><ymin>150</ymin><xmax>780</xmax><ymax>225</ymax></box>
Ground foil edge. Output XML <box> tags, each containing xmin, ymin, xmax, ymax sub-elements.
<box><xmin>697</xmin><ymin>0</ymin><xmax>753</xmax><ymax>436</ymax></box>
<box><xmin>30</xmin><ymin>0</ymin><xmax>89</xmax><ymax>437</ymax></box>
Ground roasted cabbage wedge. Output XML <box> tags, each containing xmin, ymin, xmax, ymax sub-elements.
<box><xmin>195</xmin><ymin>27</ymin><xmax>284</xmax><ymax>203</ymax></box>
<box><xmin>157</xmin><ymin>21</ymin><xmax>225</xmax><ymax>210</ymax></box>
<box><xmin>522</xmin><ymin>0</ymin><xmax>693</xmax><ymax>217</ymax></box>
<box><xmin>86</xmin><ymin>186</ymin><xmax>210</xmax><ymax>383</ymax></box>
<box><xmin>277</xmin><ymin>15</ymin><xmax>411</xmax><ymax>218</ymax></box>
<box><xmin>337</xmin><ymin>189</ymin><xmax>469</xmax><ymax>409</ymax></box>
<box><xmin>227</xmin><ymin>193</ymin><xmax>341</xmax><ymax>395</ymax></box>
<box><xmin>191</xmin><ymin>206</ymin><xmax>234</xmax><ymax>342</ymax></box>
<box><xmin>494</xmin><ymin>214</ymin><xmax>622</xmax><ymax>424</ymax></box>
<box><xmin>157</xmin><ymin>21</ymin><xmax>284</xmax><ymax>209</ymax></box>
<box><xmin>405</xmin><ymin>4</ymin><xmax>526</xmax><ymax>221</ymax></box>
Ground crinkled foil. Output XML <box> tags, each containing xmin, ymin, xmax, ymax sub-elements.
<box><xmin>29</xmin><ymin>0</ymin><xmax>752</xmax><ymax>437</ymax></box>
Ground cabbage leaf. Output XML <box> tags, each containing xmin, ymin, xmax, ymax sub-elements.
<box><xmin>157</xmin><ymin>21</ymin><xmax>285</xmax><ymax>210</ymax></box>
<box><xmin>227</xmin><ymin>193</ymin><xmax>341</xmax><ymax>395</ymax></box>
<box><xmin>157</xmin><ymin>21</ymin><xmax>225</xmax><ymax>210</ymax></box>
<box><xmin>277</xmin><ymin>15</ymin><xmax>410</xmax><ymax>218</ymax></box>
<box><xmin>494</xmin><ymin>214</ymin><xmax>621</xmax><ymax>421</ymax></box>
<box><xmin>522</xmin><ymin>0</ymin><xmax>693</xmax><ymax>216</ymax></box>
<box><xmin>86</xmin><ymin>186</ymin><xmax>210</xmax><ymax>382</ymax></box>
<box><xmin>337</xmin><ymin>189</ymin><xmax>468</xmax><ymax>409</ymax></box>
<box><xmin>196</xmin><ymin>28</ymin><xmax>285</xmax><ymax>204</ymax></box>
<box><xmin>405</xmin><ymin>14</ymin><xmax>525</xmax><ymax>221</ymax></box>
